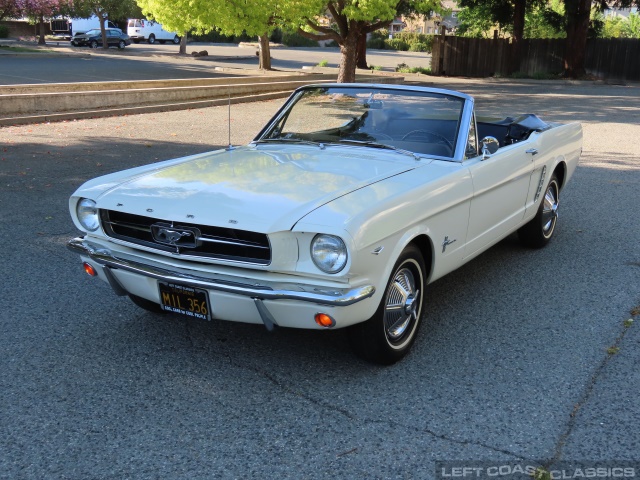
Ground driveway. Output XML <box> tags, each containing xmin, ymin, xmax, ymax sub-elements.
<box><xmin>0</xmin><ymin>78</ymin><xmax>638</xmax><ymax>478</ymax></box>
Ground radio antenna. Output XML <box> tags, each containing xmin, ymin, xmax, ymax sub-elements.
<box><xmin>226</xmin><ymin>86</ymin><xmax>234</xmax><ymax>151</ymax></box>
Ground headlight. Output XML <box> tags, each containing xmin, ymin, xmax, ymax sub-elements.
<box><xmin>76</xmin><ymin>198</ymin><xmax>100</xmax><ymax>231</ymax></box>
<box><xmin>311</xmin><ymin>234</ymin><xmax>348</xmax><ymax>274</ymax></box>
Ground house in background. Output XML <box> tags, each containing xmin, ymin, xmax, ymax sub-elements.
<box><xmin>400</xmin><ymin>0</ymin><xmax>461</xmax><ymax>35</ymax></box>
<box><xmin>388</xmin><ymin>17</ymin><xmax>407</xmax><ymax>35</ymax></box>
<box><xmin>603</xmin><ymin>6</ymin><xmax>638</xmax><ymax>18</ymax></box>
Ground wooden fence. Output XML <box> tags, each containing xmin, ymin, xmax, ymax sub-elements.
<box><xmin>431</xmin><ymin>36</ymin><xmax>640</xmax><ymax>81</ymax></box>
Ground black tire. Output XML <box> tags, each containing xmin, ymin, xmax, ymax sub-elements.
<box><xmin>129</xmin><ymin>294</ymin><xmax>166</xmax><ymax>314</ymax></box>
<box><xmin>147</xmin><ymin>34</ymin><xmax>155</xmax><ymax>44</ymax></box>
<box><xmin>118</xmin><ymin>40</ymin><xmax>126</xmax><ymax>49</ymax></box>
<box><xmin>90</xmin><ymin>40</ymin><xmax>98</xmax><ymax>49</ymax></box>
<box><xmin>518</xmin><ymin>173</ymin><xmax>560</xmax><ymax>248</ymax></box>
<box><xmin>173</xmin><ymin>35</ymin><xmax>180</xmax><ymax>44</ymax></box>
<box><xmin>348</xmin><ymin>244</ymin><xmax>426</xmax><ymax>365</ymax></box>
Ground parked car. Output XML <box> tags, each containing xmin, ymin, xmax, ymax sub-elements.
<box><xmin>71</xmin><ymin>28</ymin><xmax>131</xmax><ymax>49</ymax></box>
<box><xmin>127</xmin><ymin>18</ymin><xmax>180</xmax><ymax>44</ymax></box>
<box><xmin>67</xmin><ymin>84</ymin><xmax>582</xmax><ymax>364</ymax></box>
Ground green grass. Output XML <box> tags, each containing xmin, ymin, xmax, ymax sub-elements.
<box><xmin>395</xmin><ymin>63</ymin><xmax>431</xmax><ymax>75</ymax></box>
<box><xmin>317</xmin><ymin>59</ymin><xmax>329</xmax><ymax>67</ymax></box>
<box><xmin>0</xmin><ymin>45</ymin><xmax>53</xmax><ymax>53</ymax></box>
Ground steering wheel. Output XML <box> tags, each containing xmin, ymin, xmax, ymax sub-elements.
<box><xmin>370</xmin><ymin>132</ymin><xmax>393</xmax><ymax>140</ymax></box>
<box><xmin>401</xmin><ymin>129</ymin><xmax>453</xmax><ymax>148</ymax></box>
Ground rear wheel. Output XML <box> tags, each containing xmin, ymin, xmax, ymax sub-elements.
<box><xmin>518</xmin><ymin>174</ymin><xmax>560</xmax><ymax>248</ymax></box>
<box><xmin>348</xmin><ymin>244</ymin><xmax>426</xmax><ymax>365</ymax></box>
<box><xmin>147</xmin><ymin>34</ymin><xmax>156</xmax><ymax>44</ymax></box>
<box><xmin>129</xmin><ymin>294</ymin><xmax>166</xmax><ymax>314</ymax></box>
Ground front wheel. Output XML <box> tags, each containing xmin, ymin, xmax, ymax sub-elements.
<box><xmin>90</xmin><ymin>40</ymin><xmax>98</xmax><ymax>49</ymax></box>
<box><xmin>518</xmin><ymin>174</ymin><xmax>560</xmax><ymax>248</ymax></box>
<box><xmin>348</xmin><ymin>244</ymin><xmax>426</xmax><ymax>365</ymax></box>
<box><xmin>118</xmin><ymin>40</ymin><xmax>126</xmax><ymax>49</ymax></box>
<box><xmin>173</xmin><ymin>35</ymin><xmax>180</xmax><ymax>44</ymax></box>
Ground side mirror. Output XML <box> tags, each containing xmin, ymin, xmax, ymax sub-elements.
<box><xmin>481</xmin><ymin>136</ymin><xmax>499</xmax><ymax>159</ymax></box>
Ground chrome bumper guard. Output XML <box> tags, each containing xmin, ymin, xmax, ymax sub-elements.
<box><xmin>67</xmin><ymin>238</ymin><xmax>376</xmax><ymax>328</ymax></box>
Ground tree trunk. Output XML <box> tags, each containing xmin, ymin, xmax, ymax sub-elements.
<box><xmin>38</xmin><ymin>15</ymin><xmax>46</xmax><ymax>45</ymax></box>
<box><xmin>258</xmin><ymin>33</ymin><xmax>272</xmax><ymax>70</ymax></box>
<box><xmin>563</xmin><ymin>0</ymin><xmax>592</xmax><ymax>78</ymax></box>
<box><xmin>356</xmin><ymin>32</ymin><xmax>368</xmax><ymax>69</ymax></box>
<box><xmin>510</xmin><ymin>0</ymin><xmax>526</xmax><ymax>74</ymax></box>
<box><xmin>338</xmin><ymin>30</ymin><xmax>359</xmax><ymax>82</ymax></box>
<box><xmin>99</xmin><ymin>15</ymin><xmax>108</xmax><ymax>49</ymax></box>
<box><xmin>179</xmin><ymin>33</ymin><xmax>187</xmax><ymax>55</ymax></box>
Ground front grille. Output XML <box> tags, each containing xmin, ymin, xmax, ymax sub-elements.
<box><xmin>100</xmin><ymin>210</ymin><xmax>271</xmax><ymax>265</ymax></box>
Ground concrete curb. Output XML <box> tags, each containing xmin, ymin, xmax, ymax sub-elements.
<box><xmin>0</xmin><ymin>90</ymin><xmax>293</xmax><ymax>126</ymax></box>
<box><xmin>0</xmin><ymin>74</ymin><xmax>404</xmax><ymax>126</ymax></box>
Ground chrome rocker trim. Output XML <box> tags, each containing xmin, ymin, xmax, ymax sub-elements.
<box><xmin>67</xmin><ymin>237</ymin><xmax>376</xmax><ymax>309</ymax></box>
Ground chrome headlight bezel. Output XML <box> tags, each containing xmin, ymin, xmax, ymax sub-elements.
<box><xmin>76</xmin><ymin>198</ymin><xmax>100</xmax><ymax>232</ymax></box>
<box><xmin>310</xmin><ymin>234</ymin><xmax>348</xmax><ymax>274</ymax></box>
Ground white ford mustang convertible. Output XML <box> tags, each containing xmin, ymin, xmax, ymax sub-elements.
<box><xmin>68</xmin><ymin>84</ymin><xmax>582</xmax><ymax>364</ymax></box>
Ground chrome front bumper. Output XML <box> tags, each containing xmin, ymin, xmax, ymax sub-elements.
<box><xmin>67</xmin><ymin>237</ymin><xmax>376</xmax><ymax>308</ymax></box>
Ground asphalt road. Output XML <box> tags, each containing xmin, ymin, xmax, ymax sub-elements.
<box><xmin>0</xmin><ymin>78</ymin><xmax>639</xmax><ymax>478</ymax></box>
<box><xmin>0</xmin><ymin>43</ymin><xmax>431</xmax><ymax>84</ymax></box>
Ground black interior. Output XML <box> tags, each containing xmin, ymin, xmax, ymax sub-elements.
<box><xmin>477</xmin><ymin>114</ymin><xmax>551</xmax><ymax>147</ymax></box>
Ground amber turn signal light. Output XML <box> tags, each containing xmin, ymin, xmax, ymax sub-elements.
<box><xmin>83</xmin><ymin>262</ymin><xmax>98</xmax><ymax>277</ymax></box>
<box><xmin>314</xmin><ymin>313</ymin><xmax>336</xmax><ymax>328</ymax></box>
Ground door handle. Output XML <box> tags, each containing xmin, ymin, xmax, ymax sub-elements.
<box><xmin>526</xmin><ymin>148</ymin><xmax>539</xmax><ymax>156</ymax></box>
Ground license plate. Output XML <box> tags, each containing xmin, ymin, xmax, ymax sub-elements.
<box><xmin>158</xmin><ymin>282</ymin><xmax>211</xmax><ymax>321</ymax></box>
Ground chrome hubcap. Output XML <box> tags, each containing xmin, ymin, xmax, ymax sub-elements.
<box><xmin>542</xmin><ymin>181</ymin><xmax>559</xmax><ymax>237</ymax></box>
<box><xmin>384</xmin><ymin>267</ymin><xmax>420</xmax><ymax>341</ymax></box>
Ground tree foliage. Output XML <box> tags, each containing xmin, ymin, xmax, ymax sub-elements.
<box><xmin>297</xmin><ymin>0</ymin><xmax>440</xmax><ymax>82</ymax></box>
<box><xmin>136</xmin><ymin>0</ymin><xmax>287</xmax><ymax>67</ymax></box>
<box><xmin>0</xmin><ymin>0</ymin><xmax>21</xmax><ymax>21</ymax></box>
<box><xmin>136</xmin><ymin>0</ymin><xmax>440</xmax><ymax>80</ymax></box>
<box><xmin>599</xmin><ymin>11</ymin><xmax>640</xmax><ymax>38</ymax></box>
<box><xmin>523</xmin><ymin>0</ymin><xmax>565</xmax><ymax>38</ymax></box>
<box><xmin>16</xmin><ymin>0</ymin><xmax>69</xmax><ymax>43</ymax></box>
<box><xmin>457</xmin><ymin>4</ymin><xmax>503</xmax><ymax>37</ymax></box>
<box><xmin>624</xmin><ymin>11</ymin><xmax>640</xmax><ymax>36</ymax></box>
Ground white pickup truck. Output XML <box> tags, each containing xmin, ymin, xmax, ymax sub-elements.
<box><xmin>51</xmin><ymin>16</ymin><xmax>118</xmax><ymax>39</ymax></box>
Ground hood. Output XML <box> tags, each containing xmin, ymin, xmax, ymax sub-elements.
<box><xmin>93</xmin><ymin>145</ymin><xmax>423</xmax><ymax>233</ymax></box>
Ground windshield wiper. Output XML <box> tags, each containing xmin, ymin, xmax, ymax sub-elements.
<box><xmin>252</xmin><ymin>138</ymin><xmax>326</xmax><ymax>149</ymax></box>
<box><xmin>331</xmin><ymin>139</ymin><xmax>421</xmax><ymax>160</ymax></box>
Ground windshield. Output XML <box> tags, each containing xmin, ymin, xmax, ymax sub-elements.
<box><xmin>85</xmin><ymin>29</ymin><xmax>101</xmax><ymax>36</ymax></box>
<box><xmin>259</xmin><ymin>86</ymin><xmax>465</xmax><ymax>158</ymax></box>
